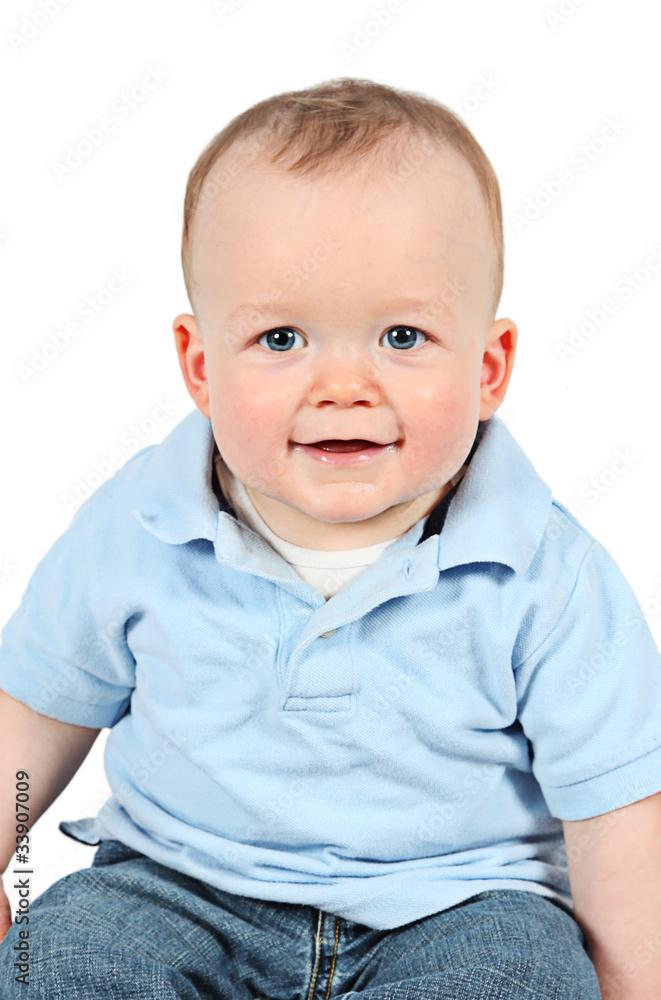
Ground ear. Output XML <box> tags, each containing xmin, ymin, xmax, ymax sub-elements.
<box><xmin>172</xmin><ymin>313</ymin><xmax>210</xmax><ymax>418</ymax></box>
<box><xmin>479</xmin><ymin>317</ymin><xmax>518</xmax><ymax>421</ymax></box>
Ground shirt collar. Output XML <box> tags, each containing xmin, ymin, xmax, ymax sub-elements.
<box><xmin>130</xmin><ymin>408</ymin><xmax>220</xmax><ymax>546</ymax></box>
<box><xmin>433</xmin><ymin>415</ymin><xmax>552</xmax><ymax>575</ymax></box>
<box><xmin>131</xmin><ymin>408</ymin><xmax>552</xmax><ymax>576</ymax></box>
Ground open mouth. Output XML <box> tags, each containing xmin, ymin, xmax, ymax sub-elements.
<box><xmin>305</xmin><ymin>439</ymin><xmax>383</xmax><ymax>453</ymax></box>
<box><xmin>291</xmin><ymin>439</ymin><xmax>397</xmax><ymax>465</ymax></box>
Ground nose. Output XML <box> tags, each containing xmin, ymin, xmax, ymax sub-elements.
<box><xmin>308</xmin><ymin>373</ymin><xmax>381</xmax><ymax>407</ymax></box>
<box><xmin>307</xmin><ymin>353</ymin><xmax>383</xmax><ymax>407</ymax></box>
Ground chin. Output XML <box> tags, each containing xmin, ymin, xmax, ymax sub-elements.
<box><xmin>293</xmin><ymin>492</ymin><xmax>388</xmax><ymax>520</ymax></box>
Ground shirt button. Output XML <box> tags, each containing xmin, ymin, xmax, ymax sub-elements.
<box><xmin>319</xmin><ymin>629</ymin><xmax>336</xmax><ymax>637</ymax></box>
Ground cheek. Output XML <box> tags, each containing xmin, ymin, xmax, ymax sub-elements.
<box><xmin>404</xmin><ymin>378</ymin><xmax>466</xmax><ymax>432</ymax></box>
<box><xmin>215</xmin><ymin>369</ymin><xmax>269</xmax><ymax>426</ymax></box>
<box><xmin>211</xmin><ymin>370</ymin><xmax>287</xmax><ymax>465</ymax></box>
<box><xmin>401</xmin><ymin>381</ymin><xmax>476</xmax><ymax>474</ymax></box>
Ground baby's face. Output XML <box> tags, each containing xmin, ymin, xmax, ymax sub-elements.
<box><xmin>173</xmin><ymin>141</ymin><xmax>516</xmax><ymax>550</ymax></box>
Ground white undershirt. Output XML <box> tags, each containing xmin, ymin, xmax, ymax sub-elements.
<box><xmin>213</xmin><ymin>449</ymin><xmax>467</xmax><ymax>600</ymax></box>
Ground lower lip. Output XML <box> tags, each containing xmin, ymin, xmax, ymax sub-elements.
<box><xmin>292</xmin><ymin>442</ymin><xmax>397</xmax><ymax>465</ymax></box>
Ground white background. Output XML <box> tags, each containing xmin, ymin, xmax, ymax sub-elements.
<box><xmin>0</xmin><ymin>0</ymin><xmax>659</xmax><ymax>912</ymax></box>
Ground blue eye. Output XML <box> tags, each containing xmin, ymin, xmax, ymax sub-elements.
<box><xmin>384</xmin><ymin>326</ymin><xmax>428</xmax><ymax>350</ymax></box>
<box><xmin>258</xmin><ymin>328</ymin><xmax>306</xmax><ymax>352</ymax></box>
<box><xmin>257</xmin><ymin>326</ymin><xmax>428</xmax><ymax>352</ymax></box>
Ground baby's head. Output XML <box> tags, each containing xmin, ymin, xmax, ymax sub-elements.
<box><xmin>173</xmin><ymin>78</ymin><xmax>517</xmax><ymax>550</ymax></box>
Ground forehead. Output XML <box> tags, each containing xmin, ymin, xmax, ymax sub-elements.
<box><xmin>188</xmin><ymin>140</ymin><xmax>492</xmax><ymax>319</ymax></box>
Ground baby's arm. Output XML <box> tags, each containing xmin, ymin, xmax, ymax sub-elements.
<box><xmin>0</xmin><ymin>687</ymin><xmax>101</xmax><ymax>874</ymax></box>
<box><xmin>563</xmin><ymin>793</ymin><xmax>661</xmax><ymax>999</ymax></box>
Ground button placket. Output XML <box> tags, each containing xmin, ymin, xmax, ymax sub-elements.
<box><xmin>282</xmin><ymin>625</ymin><xmax>353</xmax><ymax>710</ymax></box>
<box><xmin>281</xmin><ymin>551</ymin><xmax>438</xmax><ymax>709</ymax></box>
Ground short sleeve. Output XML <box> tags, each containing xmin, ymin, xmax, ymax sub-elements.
<box><xmin>0</xmin><ymin>501</ymin><xmax>136</xmax><ymax>728</ymax></box>
<box><xmin>514</xmin><ymin>538</ymin><xmax>661</xmax><ymax>820</ymax></box>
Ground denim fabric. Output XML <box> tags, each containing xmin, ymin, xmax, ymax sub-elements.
<box><xmin>0</xmin><ymin>839</ymin><xmax>602</xmax><ymax>999</ymax></box>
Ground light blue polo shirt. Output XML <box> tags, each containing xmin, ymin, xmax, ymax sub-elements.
<box><xmin>1</xmin><ymin>408</ymin><xmax>661</xmax><ymax>930</ymax></box>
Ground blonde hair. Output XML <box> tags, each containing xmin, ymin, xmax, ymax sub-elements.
<box><xmin>181</xmin><ymin>77</ymin><xmax>504</xmax><ymax>319</ymax></box>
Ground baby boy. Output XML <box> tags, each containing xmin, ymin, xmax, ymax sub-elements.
<box><xmin>1</xmin><ymin>77</ymin><xmax>661</xmax><ymax>999</ymax></box>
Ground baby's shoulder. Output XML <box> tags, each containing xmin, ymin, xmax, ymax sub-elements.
<box><xmin>538</xmin><ymin>496</ymin><xmax>597</xmax><ymax>570</ymax></box>
<box><xmin>69</xmin><ymin>441</ymin><xmax>159</xmax><ymax>537</ymax></box>
<box><xmin>548</xmin><ymin>497</ymin><xmax>591</xmax><ymax>536</ymax></box>
<box><xmin>509</xmin><ymin>496</ymin><xmax>600</xmax><ymax>656</ymax></box>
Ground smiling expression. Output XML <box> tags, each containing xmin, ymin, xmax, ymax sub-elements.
<box><xmin>173</xmin><ymin>138</ymin><xmax>517</xmax><ymax>550</ymax></box>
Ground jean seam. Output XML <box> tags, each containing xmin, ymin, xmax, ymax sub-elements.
<box><xmin>306</xmin><ymin>910</ymin><xmax>324</xmax><ymax>1000</ymax></box>
<box><xmin>323</xmin><ymin>918</ymin><xmax>340</xmax><ymax>1000</ymax></box>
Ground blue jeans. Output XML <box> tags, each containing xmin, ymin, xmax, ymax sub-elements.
<box><xmin>0</xmin><ymin>838</ymin><xmax>602</xmax><ymax>999</ymax></box>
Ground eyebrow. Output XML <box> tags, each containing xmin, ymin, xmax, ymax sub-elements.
<box><xmin>226</xmin><ymin>296</ymin><xmax>455</xmax><ymax>325</ymax></box>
